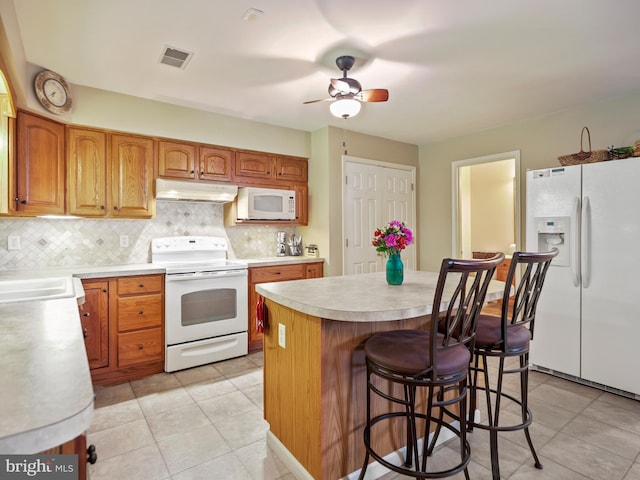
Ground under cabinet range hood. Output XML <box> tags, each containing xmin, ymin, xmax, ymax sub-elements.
<box><xmin>155</xmin><ymin>178</ymin><xmax>238</xmax><ymax>203</ymax></box>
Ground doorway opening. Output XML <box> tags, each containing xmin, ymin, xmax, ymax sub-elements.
<box><xmin>452</xmin><ymin>151</ymin><xmax>521</xmax><ymax>259</ymax></box>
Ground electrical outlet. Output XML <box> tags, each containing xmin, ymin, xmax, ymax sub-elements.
<box><xmin>119</xmin><ymin>234</ymin><xmax>129</xmax><ymax>248</ymax></box>
<box><xmin>278</xmin><ymin>323</ymin><xmax>286</xmax><ymax>348</ymax></box>
<box><xmin>8</xmin><ymin>235</ymin><xmax>20</xmax><ymax>251</ymax></box>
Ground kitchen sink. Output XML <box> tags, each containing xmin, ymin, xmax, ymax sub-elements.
<box><xmin>0</xmin><ymin>276</ymin><xmax>77</xmax><ymax>304</ymax></box>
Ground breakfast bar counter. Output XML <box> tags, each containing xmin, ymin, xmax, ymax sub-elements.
<box><xmin>256</xmin><ymin>270</ymin><xmax>505</xmax><ymax>480</ymax></box>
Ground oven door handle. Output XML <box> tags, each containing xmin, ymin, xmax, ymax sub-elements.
<box><xmin>166</xmin><ymin>270</ymin><xmax>248</xmax><ymax>281</ymax></box>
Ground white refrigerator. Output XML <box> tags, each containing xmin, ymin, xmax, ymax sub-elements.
<box><xmin>526</xmin><ymin>158</ymin><xmax>640</xmax><ymax>396</ymax></box>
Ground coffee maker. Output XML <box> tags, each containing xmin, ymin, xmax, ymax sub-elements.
<box><xmin>276</xmin><ymin>231</ymin><xmax>287</xmax><ymax>256</ymax></box>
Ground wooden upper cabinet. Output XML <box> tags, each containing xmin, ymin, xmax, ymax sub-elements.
<box><xmin>15</xmin><ymin>111</ymin><xmax>65</xmax><ymax>215</ymax></box>
<box><xmin>234</xmin><ymin>151</ymin><xmax>273</xmax><ymax>181</ymax></box>
<box><xmin>199</xmin><ymin>146</ymin><xmax>233</xmax><ymax>182</ymax></box>
<box><xmin>234</xmin><ymin>150</ymin><xmax>308</xmax><ymax>186</ymax></box>
<box><xmin>157</xmin><ymin>141</ymin><xmax>196</xmax><ymax>180</ymax></box>
<box><xmin>110</xmin><ymin>134</ymin><xmax>155</xmax><ymax>218</ymax></box>
<box><xmin>67</xmin><ymin>127</ymin><xmax>107</xmax><ymax>216</ymax></box>
<box><xmin>158</xmin><ymin>141</ymin><xmax>232</xmax><ymax>183</ymax></box>
<box><xmin>276</xmin><ymin>155</ymin><xmax>307</xmax><ymax>183</ymax></box>
<box><xmin>293</xmin><ymin>183</ymin><xmax>308</xmax><ymax>225</ymax></box>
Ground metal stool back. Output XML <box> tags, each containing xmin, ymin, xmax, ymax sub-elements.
<box><xmin>469</xmin><ymin>249</ymin><xmax>558</xmax><ymax>479</ymax></box>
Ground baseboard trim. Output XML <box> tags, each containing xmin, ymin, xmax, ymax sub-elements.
<box><xmin>266</xmin><ymin>419</ymin><xmax>466</xmax><ymax>480</ymax></box>
<box><xmin>266</xmin><ymin>431</ymin><xmax>314</xmax><ymax>480</ymax></box>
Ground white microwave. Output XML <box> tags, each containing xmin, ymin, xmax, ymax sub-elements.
<box><xmin>236</xmin><ymin>187</ymin><xmax>296</xmax><ymax>220</ymax></box>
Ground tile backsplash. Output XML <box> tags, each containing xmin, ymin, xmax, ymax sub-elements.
<box><xmin>0</xmin><ymin>201</ymin><xmax>297</xmax><ymax>270</ymax></box>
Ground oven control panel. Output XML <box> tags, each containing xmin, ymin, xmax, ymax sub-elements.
<box><xmin>151</xmin><ymin>236</ymin><xmax>235</xmax><ymax>267</ymax></box>
<box><xmin>152</xmin><ymin>236</ymin><xmax>228</xmax><ymax>253</ymax></box>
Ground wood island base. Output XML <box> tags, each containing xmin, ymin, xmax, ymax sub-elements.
<box><xmin>263</xmin><ymin>299</ymin><xmax>438</xmax><ymax>480</ymax></box>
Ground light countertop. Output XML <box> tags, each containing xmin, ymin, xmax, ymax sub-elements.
<box><xmin>0</xmin><ymin>264</ymin><xmax>164</xmax><ymax>281</ymax></box>
<box><xmin>241</xmin><ymin>256</ymin><xmax>323</xmax><ymax>267</ymax></box>
<box><xmin>256</xmin><ymin>270</ymin><xmax>505</xmax><ymax>322</ymax></box>
<box><xmin>0</xmin><ymin>258</ymin><xmax>323</xmax><ymax>281</ymax></box>
<box><xmin>0</xmin><ymin>297</ymin><xmax>94</xmax><ymax>453</ymax></box>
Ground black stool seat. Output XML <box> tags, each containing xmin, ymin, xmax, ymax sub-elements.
<box><xmin>365</xmin><ymin>330</ymin><xmax>470</xmax><ymax>378</ymax></box>
<box><xmin>475</xmin><ymin>314</ymin><xmax>531</xmax><ymax>352</ymax></box>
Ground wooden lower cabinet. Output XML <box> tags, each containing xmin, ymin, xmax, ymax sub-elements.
<box><xmin>118</xmin><ymin>328</ymin><xmax>163</xmax><ymax>367</ymax></box>
<box><xmin>248</xmin><ymin>261</ymin><xmax>323</xmax><ymax>352</ymax></box>
<box><xmin>81</xmin><ymin>274</ymin><xmax>164</xmax><ymax>385</ymax></box>
<box><xmin>79</xmin><ymin>280</ymin><xmax>109</xmax><ymax>369</ymax></box>
<box><xmin>40</xmin><ymin>434</ymin><xmax>91</xmax><ymax>480</ymax></box>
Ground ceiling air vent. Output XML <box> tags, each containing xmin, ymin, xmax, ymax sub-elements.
<box><xmin>159</xmin><ymin>45</ymin><xmax>193</xmax><ymax>69</ymax></box>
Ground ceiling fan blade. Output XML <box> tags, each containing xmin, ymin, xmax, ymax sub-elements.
<box><xmin>303</xmin><ymin>97</ymin><xmax>333</xmax><ymax>104</ymax></box>
<box><xmin>330</xmin><ymin>78</ymin><xmax>351</xmax><ymax>94</ymax></box>
<box><xmin>359</xmin><ymin>89</ymin><xmax>389</xmax><ymax>102</ymax></box>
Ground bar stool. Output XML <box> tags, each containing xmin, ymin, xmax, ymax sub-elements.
<box><xmin>469</xmin><ymin>249</ymin><xmax>557</xmax><ymax>480</ymax></box>
<box><xmin>358</xmin><ymin>253</ymin><xmax>504</xmax><ymax>479</ymax></box>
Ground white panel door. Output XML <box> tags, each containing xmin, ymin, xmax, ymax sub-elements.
<box><xmin>581</xmin><ymin>158</ymin><xmax>640</xmax><ymax>394</ymax></box>
<box><xmin>382</xmin><ymin>168</ymin><xmax>416</xmax><ymax>270</ymax></box>
<box><xmin>344</xmin><ymin>160</ymin><xmax>415</xmax><ymax>275</ymax></box>
<box><xmin>344</xmin><ymin>162</ymin><xmax>381</xmax><ymax>274</ymax></box>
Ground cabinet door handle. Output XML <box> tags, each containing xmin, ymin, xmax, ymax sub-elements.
<box><xmin>138</xmin><ymin>345</ymin><xmax>144</xmax><ymax>350</ymax></box>
<box><xmin>138</xmin><ymin>310</ymin><xmax>144</xmax><ymax>315</ymax></box>
<box><xmin>100</xmin><ymin>205</ymin><xmax>105</xmax><ymax>210</ymax></box>
<box><xmin>139</xmin><ymin>284</ymin><xmax>144</xmax><ymax>288</ymax></box>
<box><xmin>102</xmin><ymin>289</ymin><xmax>107</xmax><ymax>293</ymax></box>
<box><xmin>87</xmin><ymin>444</ymin><xmax>97</xmax><ymax>464</ymax></box>
<box><xmin>83</xmin><ymin>328</ymin><xmax>88</xmax><ymax>338</ymax></box>
<box><xmin>113</xmin><ymin>206</ymin><xmax>119</xmax><ymax>210</ymax></box>
<box><xmin>15</xmin><ymin>197</ymin><xmax>27</xmax><ymax>204</ymax></box>
<box><xmin>190</xmin><ymin>170</ymin><xmax>195</xmax><ymax>174</ymax></box>
<box><xmin>83</xmin><ymin>312</ymin><xmax>90</xmax><ymax>317</ymax></box>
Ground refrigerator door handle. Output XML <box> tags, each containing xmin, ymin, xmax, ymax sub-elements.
<box><xmin>582</xmin><ymin>196</ymin><xmax>591</xmax><ymax>288</ymax></box>
<box><xmin>572</xmin><ymin>197</ymin><xmax>581</xmax><ymax>287</ymax></box>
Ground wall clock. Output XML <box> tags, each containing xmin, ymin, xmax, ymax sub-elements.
<box><xmin>34</xmin><ymin>70</ymin><xmax>72</xmax><ymax>114</ymax></box>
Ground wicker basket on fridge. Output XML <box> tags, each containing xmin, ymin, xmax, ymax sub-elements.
<box><xmin>558</xmin><ymin>127</ymin><xmax>609</xmax><ymax>166</ymax></box>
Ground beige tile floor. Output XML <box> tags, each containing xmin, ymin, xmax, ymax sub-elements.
<box><xmin>88</xmin><ymin>352</ymin><xmax>640</xmax><ymax>480</ymax></box>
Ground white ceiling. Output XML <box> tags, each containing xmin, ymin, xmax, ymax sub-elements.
<box><xmin>8</xmin><ymin>0</ymin><xmax>640</xmax><ymax>145</ymax></box>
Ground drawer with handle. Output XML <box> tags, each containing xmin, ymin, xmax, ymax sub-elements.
<box><xmin>250</xmin><ymin>264</ymin><xmax>305</xmax><ymax>283</ymax></box>
<box><xmin>117</xmin><ymin>275</ymin><xmax>163</xmax><ymax>295</ymax></box>
<box><xmin>117</xmin><ymin>294</ymin><xmax>163</xmax><ymax>331</ymax></box>
<box><xmin>117</xmin><ymin>328</ymin><xmax>163</xmax><ymax>367</ymax></box>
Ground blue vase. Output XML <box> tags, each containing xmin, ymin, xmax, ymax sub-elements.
<box><xmin>386</xmin><ymin>252</ymin><xmax>404</xmax><ymax>285</ymax></box>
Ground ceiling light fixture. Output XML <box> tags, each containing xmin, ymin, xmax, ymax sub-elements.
<box><xmin>329</xmin><ymin>97</ymin><xmax>361</xmax><ymax>119</ymax></box>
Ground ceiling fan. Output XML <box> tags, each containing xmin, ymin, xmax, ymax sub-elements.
<box><xmin>304</xmin><ymin>55</ymin><xmax>389</xmax><ymax>118</ymax></box>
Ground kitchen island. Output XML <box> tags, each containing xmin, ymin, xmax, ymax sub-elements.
<box><xmin>256</xmin><ymin>270</ymin><xmax>505</xmax><ymax>480</ymax></box>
